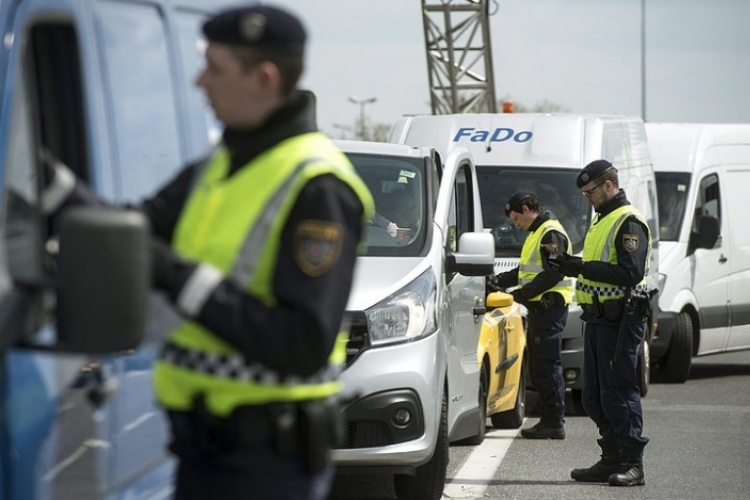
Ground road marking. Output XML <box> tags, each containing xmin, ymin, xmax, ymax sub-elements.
<box><xmin>442</xmin><ymin>426</ymin><xmax>523</xmax><ymax>498</ymax></box>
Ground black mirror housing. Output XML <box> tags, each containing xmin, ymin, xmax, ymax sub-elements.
<box><xmin>57</xmin><ymin>208</ymin><xmax>150</xmax><ymax>353</ymax></box>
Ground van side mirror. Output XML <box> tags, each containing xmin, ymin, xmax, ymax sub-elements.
<box><xmin>446</xmin><ymin>232</ymin><xmax>495</xmax><ymax>276</ymax></box>
<box><xmin>57</xmin><ymin>208</ymin><xmax>150</xmax><ymax>353</ymax></box>
<box><xmin>696</xmin><ymin>215</ymin><xmax>720</xmax><ymax>249</ymax></box>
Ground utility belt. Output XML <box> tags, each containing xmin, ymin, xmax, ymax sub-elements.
<box><xmin>168</xmin><ymin>395</ymin><xmax>343</xmax><ymax>473</ymax></box>
<box><xmin>526</xmin><ymin>292</ymin><xmax>567</xmax><ymax>313</ymax></box>
<box><xmin>581</xmin><ymin>295</ymin><xmax>650</xmax><ymax>323</ymax></box>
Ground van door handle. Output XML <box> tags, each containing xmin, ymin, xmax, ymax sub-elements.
<box><xmin>473</xmin><ymin>306</ymin><xmax>487</xmax><ymax>316</ymax></box>
<box><xmin>719</xmin><ymin>254</ymin><xmax>728</xmax><ymax>264</ymax></box>
<box><xmin>74</xmin><ymin>362</ymin><xmax>119</xmax><ymax>408</ymax></box>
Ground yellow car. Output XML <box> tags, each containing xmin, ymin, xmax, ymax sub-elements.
<box><xmin>478</xmin><ymin>291</ymin><xmax>527</xmax><ymax>429</ymax></box>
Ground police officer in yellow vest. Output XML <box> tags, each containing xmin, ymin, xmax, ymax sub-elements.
<box><xmin>550</xmin><ymin>160</ymin><xmax>651</xmax><ymax>487</ymax></box>
<box><xmin>41</xmin><ymin>5</ymin><xmax>374</xmax><ymax>500</ymax></box>
<box><xmin>490</xmin><ymin>192</ymin><xmax>573</xmax><ymax>439</ymax></box>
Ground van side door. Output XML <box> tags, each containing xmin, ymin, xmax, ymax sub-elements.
<box><xmin>688</xmin><ymin>171</ymin><xmax>730</xmax><ymax>352</ymax></box>
<box><xmin>444</xmin><ymin>162</ymin><xmax>484</xmax><ymax>427</ymax></box>
<box><xmin>718</xmin><ymin>148</ymin><xmax>750</xmax><ymax>350</ymax></box>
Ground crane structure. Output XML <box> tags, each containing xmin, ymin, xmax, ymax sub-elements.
<box><xmin>421</xmin><ymin>0</ymin><xmax>498</xmax><ymax>114</ymax></box>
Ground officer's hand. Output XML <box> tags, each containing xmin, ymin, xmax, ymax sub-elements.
<box><xmin>511</xmin><ymin>289</ymin><xmax>524</xmax><ymax>305</ymax></box>
<box><xmin>550</xmin><ymin>253</ymin><xmax>583</xmax><ymax>277</ymax></box>
<box><xmin>487</xmin><ymin>275</ymin><xmax>504</xmax><ymax>292</ymax></box>
<box><xmin>386</xmin><ymin>222</ymin><xmax>398</xmax><ymax>238</ymax></box>
<box><xmin>40</xmin><ymin>153</ymin><xmax>76</xmax><ymax>216</ymax></box>
<box><xmin>151</xmin><ymin>237</ymin><xmax>192</xmax><ymax>297</ymax></box>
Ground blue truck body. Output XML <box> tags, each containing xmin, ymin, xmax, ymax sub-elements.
<box><xmin>0</xmin><ymin>0</ymin><xmax>241</xmax><ymax>497</ymax></box>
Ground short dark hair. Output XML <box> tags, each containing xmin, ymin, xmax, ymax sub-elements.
<box><xmin>230</xmin><ymin>45</ymin><xmax>304</xmax><ymax>96</ymax></box>
<box><xmin>505</xmin><ymin>193</ymin><xmax>541</xmax><ymax>216</ymax></box>
<box><xmin>599</xmin><ymin>168</ymin><xmax>619</xmax><ymax>189</ymax></box>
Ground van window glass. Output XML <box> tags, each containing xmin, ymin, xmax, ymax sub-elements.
<box><xmin>30</xmin><ymin>24</ymin><xmax>89</xmax><ymax>182</ymax></box>
<box><xmin>655</xmin><ymin>172</ymin><xmax>691</xmax><ymax>242</ymax></box>
<box><xmin>2</xmin><ymin>62</ymin><xmax>44</xmax><ymax>283</ymax></box>
<box><xmin>346</xmin><ymin>153</ymin><xmax>427</xmax><ymax>257</ymax></box>
<box><xmin>695</xmin><ymin>174</ymin><xmax>721</xmax><ymax>222</ymax></box>
<box><xmin>446</xmin><ymin>192</ymin><xmax>457</xmax><ymax>254</ymax></box>
<box><xmin>476</xmin><ymin>166</ymin><xmax>588</xmax><ymax>256</ymax></box>
<box><xmin>175</xmin><ymin>10</ymin><xmax>221</xmax><ymax>151</ymax></box>
<box><xmin>95</xmin><ymin>1</ymin><xmax>182</xmax><ymax>202</ymax></box>
<box><xmin>455</xmin><ymin>165</ymin><xmax>472</xmax><ymax>236</ymax></box>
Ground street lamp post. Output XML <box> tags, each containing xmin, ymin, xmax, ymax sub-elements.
<box><xmin>348</xmin><ymin>96</ymin><xmax>377</xmax><ymax>140</ymax></box>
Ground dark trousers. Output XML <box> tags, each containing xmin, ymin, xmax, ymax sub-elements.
<box><xmin>582</xmin><ymin>319</ymin><xmax>650</xmax><ymax>458</ymax></box>
<box><xmin>527</xmin><ymin>304</ymin><xmax>568</xmax><ymax>427</ymax></box>
<box><xmin>173</xmin><ymin>441</ymin><xmax>334</xmax><ymax>500</ymax></box>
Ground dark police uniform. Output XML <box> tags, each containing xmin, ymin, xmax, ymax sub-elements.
<box><xmin>43</xmin><ymin>6</ymin><xmax>374</xmax><ymax>500</ymax></box>
<box><xmin>552</xmin><ymin>159</ymin><xmax>650</xmax><ymax>487</ymax></box>
<box><xmin>492</xmin><ymin>193</ymin><xmax>572</xmax><ymax>439</ymax></box>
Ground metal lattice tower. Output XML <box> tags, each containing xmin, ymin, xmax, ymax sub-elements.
<box><xmin>421</xmin><ymin>0</ymin><xmax>497</xmax><ymax>114</ymax></box>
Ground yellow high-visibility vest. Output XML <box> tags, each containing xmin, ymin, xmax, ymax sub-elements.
<box><xmin>154</xmin><ymin>132</ymin><xmax>374</xmax><ymax>417</ymax></box>
<box><xmin>576</xmin><ymin>205</ymin><xmax>651</xmax><ymax>305</ymax></box>
<box><xmin>518</xmin><ymin>219</ymin><xmax>573</xmax><ymax>303</ymax></box>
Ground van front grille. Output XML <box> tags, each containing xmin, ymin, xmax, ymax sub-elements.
<box><xmin>344</xmin><ymin>420</ymin><xmax>392</xmax><ymax>448</ymax></box>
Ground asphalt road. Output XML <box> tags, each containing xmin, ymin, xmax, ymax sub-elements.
<box><xmin>330</xmin><ymin>350</ymin><xmax>750</xmax><ymax>500</ymax></box>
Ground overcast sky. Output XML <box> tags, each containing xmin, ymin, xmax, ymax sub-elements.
<box><xmin>269</xmin><ymin>0</ymin><xmax>750</xmax><ymax>136</ymax></box>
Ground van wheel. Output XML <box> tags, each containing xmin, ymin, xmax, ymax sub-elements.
<box><xmin>393</xmin><ymin>391</ymin><xmax>449</xmax><ymax>500</ymax></box>
<box><xmin>490</xmin><ymin>362</ymin><xmax>526</xmax><ymax>429</ymax></box>
<box><xmin>637</xmin><ymin>338</ymin><xmax>650</xmax><ymax>397</ymax></box>
<box><xmin>659</xmin><ymin>312</ymin><xmax>693</xmax><ymax>383</ymax></box>
<box><xmin>462</xmin><ymin>367</ymin><xmax>488</xmax><ymax>445</ymax></box>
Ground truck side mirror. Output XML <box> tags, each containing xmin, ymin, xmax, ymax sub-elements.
<box><xmin>696</xmin><ymin>215</ymin><xmax>720</xmax><ymax>249</ymax></box>
<box><xmin>57</xmin><ymin>207</ymin><xmax>150</xmax><ymax>353</ymax></box>
<box><xmin>446</xmin><ymin>232</ymin><xmax>495</xmax><ymax>276</ymax></box>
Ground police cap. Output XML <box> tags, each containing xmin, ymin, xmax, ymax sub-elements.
<box><xmin>504</xmin><ymin>192</ymin><xmax>535</xmax><ymax>216</ymax></box>
<box><xmin>202</xmin><ymin>4</ymin><xmax>306</xmax><ymax>52</ymax></box>
<box><xmin>576</xmin><ymin>159</ymin><xmax>616</xmax><ymax>188</ymax></box>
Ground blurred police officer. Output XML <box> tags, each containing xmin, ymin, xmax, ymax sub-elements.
<box><xmin>550</xmin><ymin>160</ymin><xmax>650</xmax><ymax>486</ymax></box>
<box><xmin>490</xmin><ymin>192</ymin><xmax>573</xmax><ymax>439</ymax></box>
<box><xmin>43</xmin><ymin>4</ymin><xmax>374</xmax><ymax>499</ymax></box>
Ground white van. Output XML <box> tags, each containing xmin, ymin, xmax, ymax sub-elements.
<box><xmin>646</xmin><ymin>123</ymin><xmax>750</xmax><ymax>383</ymax></box>
<box><xmin>389</xmin><ymin>113</ymin><xmax>661</xmax><ymax>407</ymax></box>
<box><xmin>332</xmin><ymin>140</ymin><xmax>495</xmax><ymax>500</ymax></box>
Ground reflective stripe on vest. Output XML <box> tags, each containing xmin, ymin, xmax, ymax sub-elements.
<box><xmin>575</xmin><ymin>205</ymin><xmax>651</xmax><ymax>305</ymax></box>
<box><xmin>518</xmin><ymin>219</ymin><xmax>574</xmax><ymax>303</ymax></box>
<box><xmin>153</xmin><ymin>133</ymin><xmax>374</xmax><ymax>416</ymax></box>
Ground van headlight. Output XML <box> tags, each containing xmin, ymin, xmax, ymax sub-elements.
<box><xmin>365</xmin><ymin>269</ymin><xmax>437</xmax><ymax>346</ymax></box>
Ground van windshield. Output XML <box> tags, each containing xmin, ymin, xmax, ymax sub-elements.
<box><xmin>655</xmin><ymin>172</ymin><xmax>691</xmax><ymax>242</ymax></box>
<box><xmin>346</xmin><ymin>153</ymin><xmax>428</xmax><ymax>257</ymax></box>
<box><xmin>476</xmin><ymin>166</ymin><xmax>590</xmax><ymax>256</ymax></box>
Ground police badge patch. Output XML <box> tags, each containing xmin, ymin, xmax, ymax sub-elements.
<box><xmin>622</xmin><ymin>233</ymin><xmax>639</xmax><ymax>252</ymax></box>
<box><xmin>294</xmin><ymin>221</ymin><xmax>343</xmax><ymax>276</ymax></box>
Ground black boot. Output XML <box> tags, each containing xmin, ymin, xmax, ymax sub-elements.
<box><xmin>608</xmin><ymin>456</ymin><xmax>645</xmax><ymax>486</ymax></box>
<box><xmin>520</xmin><ymin>421</ymin><xmax>565</xmax><ymax>440</ymax></box>
<box><xmin>570</xmin><ymin>455</ymin><xmax>622</xmax><ymax>482</ymax></box>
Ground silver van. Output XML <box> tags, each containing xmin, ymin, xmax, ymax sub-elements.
<box><xmin>332</xmin><ymin>140</ymin><xmax>494</xmax><ymax>500</ymax></box>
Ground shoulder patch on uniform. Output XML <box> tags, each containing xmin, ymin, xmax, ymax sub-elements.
<box><xmin>622</xmin><ymin>233</ymin><xmax>640</xmax><ymax>252</ymax></box>
<box><xmin>294</xmin><ymin>221</ymin><xmax>343</xmax><ymax>277</ymax></box>
<box><xmin>542</xmin><ymin>243</ymin><xmax>558</xmax><ymax>254</ymax></box>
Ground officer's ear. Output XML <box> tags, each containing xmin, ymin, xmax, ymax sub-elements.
<box><xmin>256</xmin><ymin>61</ymin><xmax>283</xmax><ymax>95</ymax></box>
